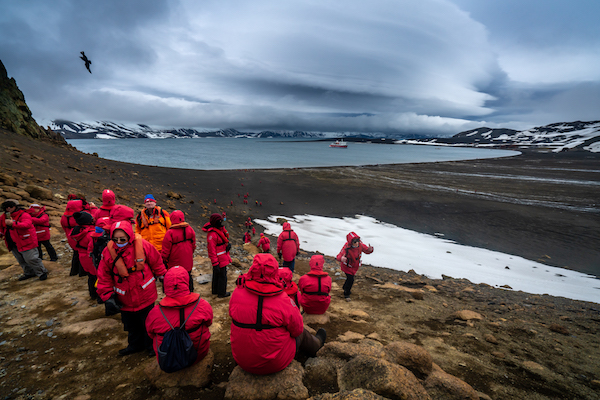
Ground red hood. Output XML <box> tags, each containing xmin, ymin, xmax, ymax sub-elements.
<box><xmin>64</xmin><ymin>200</ymin><xmax>83</xmax><ymax>216</ymax></box>
<box><xmin>27</xmin><ymin>206</ymin><xmax>46</xmax><ymax>217</ymax></box>
<box><xmin>109</xmin><ymin>205</ymin><xmax>134</xmax><ymax>223</ymax></box>
<box><xmin>164</xmin><ymin>266</ymin><xmax>191</xmax><ymax>297</ymax></box>
<box><xmin>308</xmin><ymin>254</ymin><xmax>328</xmax><ymax>276</ymax></box>
<box><xmin>243</xmin><ymin>254</ymin><xmax>283</xmax><ymax>295</ymax></box>
<box><xmin>102</xmin><ymin>189</ymin><xmax>115</xmax><ymax>208</ymax></box>
<box><xmin>110</xmin><ymin>220</ymin><xmax>134</xmax><ymax>244</ymax></box>
<box><xmin>170</xmin><ymin>210</ymin><xmax>185</xmax><ymax>224</ymax></box>
<box><xmin>346</xmin><ymin>231</ymin><xmax>360</xmax><ymax>245</ymax></box>
<box><xmin>282</xmin><ymin>222</ymin><xmax>291</xmax><ymax>231</ymax></box>
<box><xmin>278</xmin><ymin>267</ymin><xmax>294</xmax><ymax>286</ymax></box>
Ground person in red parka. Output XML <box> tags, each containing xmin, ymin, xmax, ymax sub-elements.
<box><xmin>146</xmin><ymin>266</ymin><xmax>213</xmax><ymax>370</ymax></box>
<box><xmin>61</xmin><ymin>199</ymin><xmax>85</xmax><ymax>276</ymax></box>
<box><xmin>229</xmin><ymin>253</ymin><xmax>326</xmax><ymax>375</ymax></box>
<box><xmin>298</xmin><ymin>255</ymin><xmax>332</xmax><ymax>314</ymax></box>
<box><xmin>1</xmin><ymin>200</ymin><xmax>48</xmax><ymax>281</ymax></box>
<box><xmin>336</xmin><ymin>232</ymin><xmax>374</xmax><ymax>301</ymax></box>
<box><xmin>27</xmin><ymin>204</ymin><xmax>58</xmax><ymax>262</ymax></box>
<box><xmin>93</xmin><ymin>189</ymin><xmax>116</xmax><ymax>220</ymax></box>
<box><xmin>277</xmin><ymin>222</ymin><xmax>299</xmax><ymax>272</ymax></box>
<box><xmin>202</xmin><ymin>213</ymin><xmax>231</xmax><ymax>298</ymax></box>
<box><xmin>96</xmin><ymin>220</ymin><xmax>167</xmax><ymax>356</ymax></box>
<box><xmin>257</xmin><ymin>232</ymin><xmax>270</xmax><ymax>253</ymax></box>
<box><xmin>243</xmin><ymin>231</ymin><xmax>252</xmax><ymax>244</ymax></box>
<box><xmin>161</xmin><ymin>210</ymin><xmax>196</xmax><ymax>291</ymax></box>
<box><xmin>70</xmin><ymin>211</ymin><xmax>98</xmax><ymax>300</ymax></box>
<box><xmin>279</xmin><ymin>267</ymin><xmax>299</xmax><ymax>308</ymax></box>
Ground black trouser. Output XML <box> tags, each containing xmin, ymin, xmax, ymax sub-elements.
<box><xmin>37</xmin><ymin>240</ymin><xmax>57</xmax><ymax>261</ymax></box>
<box><xmin>295</xmin><ymin>328</ymin><xmax>323</xmax><ymax>358</ymax></box>
<box><xmin>120</xmin><ymin>304</ymin><xmax>154</xmax><ymax>351</ymax></box>
<box><xmin>282</xmin><ymin>259</ymin><xmax>295</xmax><ymax>273</ymax></box>
<box><xmin>343</xmin><ymin>274</ymin><xmax>355</xmax><ymax>297</ymax></box>
<box><xmin>87</xmin><ymin>273</ymin><xmax>98</xmax><ymax>300</ymax></box>
<box><xmin>188</xmin><ymin>270</ymin><xmax>194</xmax><ymax>292</ymax></box>
<box><xmin>212</xmin><ymin>265</ymin><xmax>228</xmax><ymax>295</ymax></box>
<box><xmin>69</xmin><ymin>252</ymin><xmax>81</xmax><ymax>276</ymax></box>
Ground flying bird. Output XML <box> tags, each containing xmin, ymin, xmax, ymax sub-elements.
<box><xmin>80</xmin><ymin>51</ymin><xmax>92</xmax><ymax>73</ymax></box>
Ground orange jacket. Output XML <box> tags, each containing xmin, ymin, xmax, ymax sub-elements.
<box><xmin>135</xmin><ymin>206</ymin><xmax>171</xmax><ymax>252</ymax></box>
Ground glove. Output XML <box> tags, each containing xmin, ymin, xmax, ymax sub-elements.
<box><xmin>341</xmin><ymin>256</ymin><xmax>348</xmax><ymax>264</ymax></box>
<box><xmin>104</xmin><ymin>294</ymin><xmax>122</xmax><ymax>316</ymax></box>
<box><xmin>226</xmin><ymin>243</ymin><xmax>232</xmax><ymax>252</ymax></box>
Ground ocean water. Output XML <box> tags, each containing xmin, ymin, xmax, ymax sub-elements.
<box><xmin>67</xmin><ymin>138</ymin><xmax>519</xmax><ymax>170</ymax></box>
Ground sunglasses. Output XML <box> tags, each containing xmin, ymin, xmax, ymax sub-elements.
<box><xmin>112</xmin><ymin>237</ymin><xmax>128</xmax><ymax>244</ymax></box>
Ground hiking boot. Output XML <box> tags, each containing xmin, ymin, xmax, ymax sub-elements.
<box><xmin>18</xmin><ymin>274</ymin><xmax>36</xmax><ymax>281</ymax></box>
<box><xmin>118</xmin><ymin>346</ymin><xmax>144</xmax><ymax>356</ymax></box>
<box><xmin>147</xmin><ymin>348</ymin><xmax>156</xmax><ymax>357</ymax></box>
<box><xmin>345</xmin><ymin>296</ymin><xmax>351</xmax><ymax>302</ymax></box>
<box><xmin>316</xmin><ymin>328</ymin><xmax>327</xmax><ymax>347</ymax></box>
<box><xmin>39</xmin><ymin>272</ymin><xmax>48</xmax><ymax>281</ymax></box>
<box><xmin>217</xmin><ymin>292</ymin><xmax>231</xmax><ymax>298</ymax></box>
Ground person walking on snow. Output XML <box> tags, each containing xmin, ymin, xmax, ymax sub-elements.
<box><xmin>27</xmin><ymin>204</ymin><xmax>58</xmax><ymax>261</ymax></box>
<box><xmin>161</xmin><ymin>210</ymin><xmax>196</xmax><ymax>291</ymax></box>
<box><xmin>336</xmin><ymin>232</ymin><xmax>373</xmax><ymax>301</ymax></box>
<box><xmin>202</xmin><ymin>213</ymin><xmax>231</xmax><ymax>298</ymax></box>
<box><xmin>135</xmin><ymin>194</ymin><xmax>171</xmax><ymax>252</ymax></box>
<box><xmin>277</xmin><ymin>222</ymin><xmax>299</xmax><ymax>272</ymax></box>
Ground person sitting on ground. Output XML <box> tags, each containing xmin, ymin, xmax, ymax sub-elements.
<box><xmin>93</xmin><ymin>189</ymin><xmax>116</xmax><ymax>220</ymax></box>
<box><xmin>135</xmin><ymin>194</ymin><xmax>171</xmax><ymax>252</ymax></box>
<box><xmin>229</xmin><ymin>253</ymin><xmax>326</xmax><ymax>375</ymax></box>
<box><xmin>336</xmin><ymin>232</ymin><xmax>374</xmax><ymax>302</ymax></box>
<box><xmin>257</xmin><ymin>232</ymin><xmax>270</xmax><ymax>253</ymax></box>
<box><xmin>279</xmin><ymin>267</ymin><xmax>299</xmax><ymax>308</ymax></box>
<box><xmin>277</xmin><ymin>222</ymin><xmax>299</xmax><ymax>272</ymax></box>
<box><xmin>96</xmin><ymin>220</ymin><xmax>167</xmax><ymax>356</ymax></box>
<box><xmin>243</xmin><ymin>230</ymin><xmax>252</xmax><ymax>244</ymax></box>
<box><xmin>161</xmin><ymin>210</ymin><xmax>196</xmax><ymax>291</ymax></box>
<box><xmin>146</xmin><ymin>266</ymin><xmax>213</xmax><ymax>372</ymax></box>
<box><xmin>27</xmin><ymin>204</ymin><xmax>58</xmax><ymax>262</ymax></box>
<box><xmin>0</xmin><ymin>200</ymin><xmax>49</xmax><ymax>281</ymax></box>
<box><xmin>202</xmin><ymin>213</ymin><xmax>231</xmax><ymax>298</ymax></box>
<box><xmin>298</xmin><ymin>255</ymin><xmax>332</xmax><ymax>314</ymax></box>
<box><xmin>71</xmin><ymin>211</ymin><xmax>99</xmax><ymax>300</ymax></box>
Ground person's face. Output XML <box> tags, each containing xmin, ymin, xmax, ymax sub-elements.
<box><xmin>4</xmin><ymin>206</ymin><xmax>16</xmax><ymax>214</ymax></box>
<box><xmin>351</xmin><ymin>239</ymin><xmax>360</xmax><ymax>248</ymax></box>
<box><xmin>112</xmin><ymin>229</ymin><xmax>129</xmax><ymax>244</ymax></box>
<box><xmin>145</xmin><ymin>201</ymin><xmax>156</xmax><ymax>209</ymax></box>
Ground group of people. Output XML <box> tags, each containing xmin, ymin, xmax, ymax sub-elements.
<box><xmin>2</xmin><ymin>189</ymin><xmax>374</xmax><ymax>376</ymax></box>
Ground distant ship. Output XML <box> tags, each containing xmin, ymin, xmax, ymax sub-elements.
<box><xmin>329</xmin><ymin>140</ymin><xmax>348</xmax><ymax>148</ymax></box>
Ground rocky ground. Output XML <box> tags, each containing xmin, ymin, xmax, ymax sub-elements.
<box><xmin>0</xmin><ymin>129</ymin><xmax>599</xmax><ymax>400</ymax></box>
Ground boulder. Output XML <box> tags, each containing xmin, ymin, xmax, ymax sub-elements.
<box><xmin>318</xmin><ymin>340</ymin><xmax>386</xmax><ymax>361</ymax></box>
<box><xmin>25</xmin><ymin>185</ymin><xmax>53</xmax><ymax>200</ymax></box>
<box><xmin>56</xmin><ymin>318</ymin><xmax>121</xmax><ymax>335</ymax></box>
<box><xmin>338</xmin><ymin>355</ymin><xmax>431</xmax><ymax>400</ymax></box>
<box><xmin>243</xmin><ymin>242</ymin><xmax>260</xmax><ymax>256</ymax></box>
<box><xmin>309</xmin><ymin>389</ymin><xmax>391</xmax><ymax>400</ymax></box>
<box><xmin>338</xmin><ymin>331</ymin><xmax>366</xmax><ymax>342</ymax></box>
<box><xmin>452</xmin><ymin>310</ymin><xmax>484</xmax><ymax>321</ymax></box>
<box><xmin>225</xmin><ymin>360</ymin><xmax>308</xmax><ymax>400</ymax></box>
<box><xmin>144</xmin><ymin>350</ymin><xmax>213</xmax><ymax>389</ymax></box>
<box><xmin>304</xmin><ymin>356</ymin><xmax>345</xmax><ymax>394</ymax></box>
<box><xmin>303</xmin><ymin>312</ymin><xmax>330</xmax><ymax>325</ymax></box>
<box><xmin>384</xmin><ymin>341</ymin><xmax>433</xmax><ymax>378</ymax></box>
<box><xmin>423</xmin><ymin>363</ymin><xmax>478</xmax><ymax>400</ymax></box>
<box><xmin>0</xmin><ymin>173</ymin><xmax>17</xmax><ymax>187</ymax></box>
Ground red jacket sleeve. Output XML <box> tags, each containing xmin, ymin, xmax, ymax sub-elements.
<box><xmin>144</xmin><ymin>241</ymin><xmax>167</xmax><ymax>277</ymax></box>
<box><xmin>336</xmin><ymin>244</ymin><xmax>348</xmax><ymax>262</ymax></box>
<box><xmin>160</xmin><ymin>230</ymin><xmax>173</xmax><ymax>263</ymax></box>
<box><xmin>361</xmin><ymin>243</ymin><xmax>374</xmax><ymax>254</ymax></box>
<box><xmin>283</xmin><ymin>296</ymin><xmax>304</xmax><ymax>338</ymax></box>
<box><xmin>207</xmin><ymin>231</ymin><xmax>219</xmax><ymax>266</ymax></box>
<box><xmin>96</xmin><ymin>249</ymin><xmax>114</xmax><ymax>301</ymax></box>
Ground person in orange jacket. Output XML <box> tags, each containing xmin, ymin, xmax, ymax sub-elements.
<box><xmin>135</xmin><ymin>194</ymin><xmax>171</xmax><ymax>252</ymax></box>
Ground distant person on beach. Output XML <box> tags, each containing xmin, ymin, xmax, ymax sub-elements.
<box><xmin>146</xmin><ymin>266</ymin><xmax>213</xmax><ymax>372</ymax></box>
<box><xmin>0</xmin><ymin>200</ymin><xmax>48</xmax><ymax>281</ymax></box>
<box><xmin>202</xmin><ymin>213</ymin><xmax>231</xmax><ymax>298</ymax></box>
<box><xmin>161</xmin><ymin>210</ymin><xmax>196</xmax><ymax>291</ymax></box>
<box><xmin>257</xmin><ymin>232</ymin><xmax>270</xmax><ymax>253</ymax></box>
<box><xmin>27</xmin><ymin>204</ymin><xmax>58</xmax><ymax>262</ymax></box>
<box><xmin>298</xmin><ymin>255</ymin><xmax>332</xmax><ymax>314</ymax></box>
<box><xmin>93</xmin><ymin>189</ymin><xmax>116</xmax><ymax>220</ymax></box>
<box><xmin>97</xmin><ymin>220</ymin><xmax>167</xmax><ymax>356</ymax></box>
<box><xmin>70</xmin><ymin>211</ymin><xmax>98</xmax><ymax>300</ymax></box>
<box><xmin>336</xmin><ymin>232</ymin><xmax>374</xmax><ymax>301</ymax></box>
<box><xmin>229</xmin><ymin>254</ymin><xmax>326</xmax><ymax>375</ymax></box>
<box><xmin>243</xmin><ymin>231</ymin><xmax>252</xmax><ymax>243</ymax></box>
<box><xmin>277</xmin><ymin>222</ymin><xmax>299</xmax><ymax>272</ymax></box>
<box><xmin>135</xmin><ymin>194</ymin><xmax>171</xmax><ymax>252</ymax></box>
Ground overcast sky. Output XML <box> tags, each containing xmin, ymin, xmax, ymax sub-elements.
<box><xmin>1</xmin><ymin>0</ymin><xmax>599</xmax><ymax>136</ymax></box>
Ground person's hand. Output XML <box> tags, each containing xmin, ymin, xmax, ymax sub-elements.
<box><xmin>226</xmin><ymin>243</ymin><xmax>232</xmax><ymax>252</ymax></box>
<box><xmin>341</xmin><ymin>256</ymin><xmax>348</xmax><ymax>264</ymax></box>
<box><xmin>4</xmin><ymin>219</ymin><xmax>13</xmax><ymax>227</ymax></box>
<box><xmin>368</xmin><ymin>245</ymin><xmax>374</xmax><ymax>252</ymax></box>
<box><xmin>104</xmin><ymin>294</ymin><xmax>122</xmax><ymax>316</ymax></box>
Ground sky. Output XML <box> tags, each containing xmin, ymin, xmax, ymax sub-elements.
<box><xmin>256</xmin><ymin>215</ymin><xmax>599</xmax><ymax>304</ymax></box>
<box><xmin>1</xmin><ymin>0</ymin><xmax>599</xmax><ymax>136</ymax></box>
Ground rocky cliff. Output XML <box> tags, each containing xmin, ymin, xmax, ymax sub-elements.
<box><xmin>0</xmin><ymin>59</ymin><xmax>64</xmax><ymax>142</ymax></box>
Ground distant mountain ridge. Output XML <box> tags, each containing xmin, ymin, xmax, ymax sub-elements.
<box><xmin>403</xmin><ymin>120</ymin><xmax>600</xmax><ymax>153</ymax></box>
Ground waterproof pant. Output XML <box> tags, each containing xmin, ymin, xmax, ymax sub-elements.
<box><xmin>120</xmin><ymin>304</ymin><xmax>154</xmax><ymax>352</ymax></box>
<box><xmin>37</xmin><ymin>240</ymin><xmax>58</xmax><ymax>261</ymax></box>
<box><xmin>69</xmin><ymin>252</ymin><xmax>81</xmax><ymax>276</ymax></box>
<box><xmin>87</xmin><ymin>273</ymin><xmax>98</xmax><ymax>300</ymax></box>
<box><xmin>282</xmin><ymin>259</ymin><xmax>296</xmax><ymax>273</ymax></box>
<box><xmin>295</xmin><ymin>328</ymin><xmax>323</xmax><ymax>357</ymax></box>
<box><xmin>342</xmin><ymin>274</ymin><xmax>355</xmax><ymax>298</ymax></box>
<box><xmin>12</xmin><ymin>248</ymin><xmax>48</xmax><ymax>277</ymax></box>
<box><xmin>212</xmin><ymin>265</ymin><xmax>228</xmax><ymax>296</ymax></box>
<box><xmin>188</xmin><ymin>270</ymin><xmax>194</xmax><ymax>293</ymax></box>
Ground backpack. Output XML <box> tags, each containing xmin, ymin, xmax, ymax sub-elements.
<box><xmin>157</xmin><ymin>299</ymin><xmax>201</xmax><ymax>373</ymax></box>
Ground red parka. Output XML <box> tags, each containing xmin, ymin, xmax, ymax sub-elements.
<box><xmin>61</xmin><ymin>200</ymin><xmax>84</xmax><ymax>250</ymax></box>
<box><xmin>276</xmin><ymin>222</ymin><xmax>299</xmax><ymax>262</ymax></box>
<box><xmin>70</xmin><ymin>225</ymin><xmax>96</xmax><ymax>275</ymax></box>
<box><xmin>202</xmin><ymin>223</ymin><xmax>231</xmax><ymax>268</ymax></box>
<box><xmin>298</xmin><ymin>255</ymin><xmax>332</xmax><ymax>314</ymax></box>
<box><xmin>0</xmin><ymin>209</ymin><xmax>38</xmax><ymax>252</ymax></box>
<box><xmin>279</xmin><ymin>267</ymin><xmax>299</xmax><ymax>308</ymax></box>
<box><xmin>336</xmin><ymin>232</ymin><xmax>374</xmax><ymax>276</ymax></box>
<box><xmin>96</xmin><ymin>221</ymin><xmax>167</xmax><ymax>312</ymax></box>
<box><xmin>146</xmin><ymin>266</ymin><xmax>213</xmax><ymax>365</ymax></box>
<box><xmin>27</xmin><ymin>205</ymin><xmax>51</xmax><ymax>242</ymax></box>
<box><xmin>229</xmin><ymin>254</ymin><xmax>304</xmax><ymax>375</ymax></box>
<box><xmin>257</xmin><ymin>234</ymin><xmax>270</xmax><ymax>252</ymax></box>
<box><xmin>93</xmin><ymin>189</ymin><xmax>116</xmax><ymax>220</ymax></box>
<box><xmin>161</xmin><ymin>210</ymin><xmax>196</xmax><ymax>272</ymax></box>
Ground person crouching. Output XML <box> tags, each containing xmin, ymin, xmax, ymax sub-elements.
<box><xmin>229</xmin><ymin>254</ymin><xmax>326</xmax><ymax>375</ymax></box>
<box><xmin>96</xmin><ymin>221</ymin><xmax>167</xmax><ymax>356</ymax></box>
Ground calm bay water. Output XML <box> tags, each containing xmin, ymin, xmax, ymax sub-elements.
<box><xmin>67</xmin><ymin>138</ymin><xmax>519</xmax><ymax>170</ymax></box>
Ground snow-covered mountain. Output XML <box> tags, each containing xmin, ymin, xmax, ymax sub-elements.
<box><xmin>52</xmin><ymin>120</ymin><xmax>326</xmax><ymax>140</ymax></box>
<box><xmin>400</xmin><ymin>120</ymin><xmax>600</xmax><ymax>153</ymax></box>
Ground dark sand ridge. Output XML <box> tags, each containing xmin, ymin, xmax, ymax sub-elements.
<box><xmin>1</xmin><ymin>128</ymin><xmax>600</xmax><ymax>399</ymax></box>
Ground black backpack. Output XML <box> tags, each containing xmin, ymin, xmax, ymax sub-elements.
<box><xmin>157</xmin><ymin>299</ymin><xmax>200</xmax><ymax>373</ymax></box>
